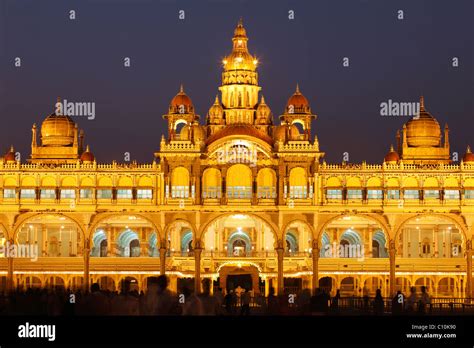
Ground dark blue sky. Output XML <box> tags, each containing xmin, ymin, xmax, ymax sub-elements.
<box><xmin>0</xmin><ymin>0</ymin><xmax>472</xmax><ymax>163</ymax></box>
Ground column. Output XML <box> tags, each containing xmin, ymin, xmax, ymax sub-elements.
<box><xmin>159</xmin><ymin>241</ymin><xmax>167</xmax><ymax>276</ymax></box>
<box><xmin>312</xmin><ymin>240</ymin><xmax>320</xmax><ymax>295</ymax></box>
<box><xmin>83</xmin><ymin>238</ymin><xmax>91</xmax><ymax>292</ymax></box>
<box><xmin>276</xmin><ymin>246</ymin><xmax>284</xmax><ymax>295</ymax></box>
<box><xmin>194</xmin><ymin>246</ymin><xmax>202</xmax><ymax>294</ymax></box>
<box><xmin>106</xmin><ymin>226</ymin><xmax>112</xmax><ymax>255</ymax></box>
<box><xmin>389</xmin><ymin>240</ymin><xmax>396</xmax><ymax>296</ymax></box>
<box><xmin>264</xmin><ymin>277</ymin><xmax>270</xmax><ymax>296</ymax></box>
<box><xmin>7</xmin><ymin>239</ymin><xmax>14</xmax><ymax>293</ymax></box>
<box><xmin>466</xmin><ymin>240</ymin><xmax>473</xmax><ymax>299</ymax></box>
<box><xmin>42</xmin><ymin>225</ymin><xmax>47</xmax><ymax>256</ymax></box>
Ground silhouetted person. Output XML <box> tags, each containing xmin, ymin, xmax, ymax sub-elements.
<box><xmin>418</xmin><ymin>286</ymin><xmax>431</xmax><ymax>314</ymax></box>
<box><xmin>332</xmin><ymin>289</ymin><xmax>341</xmax><ymax>312</ymax></box>
<box><xmin>266</xmin><ymin>287</ymin><xmax>279</xmax><ymax>315</ymax></box>
<box><xmin>405</xmin><ymin>287</ymin><xmax>417</xmax><ymax>313</ymax></box>
<box><xmin>373</xmin><ymin>289</ymin><xmax>384</xmax><ymax>315</ymax></box>
<box><xmin>199</xmin><ymin>279</ymin><xmax>220</xmax><ymax>315</ymax></box>
<box><xmin>240</xmin><ymin>289</ymin><xmax>251</xmax><ymax>316</ymax></box>
<box><xmin>392</xmin><ymin>291</ymin><xmax>404</xmax><ymax>315</ymax></box>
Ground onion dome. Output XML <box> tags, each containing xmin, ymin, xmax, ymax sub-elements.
<box><xmin>4</xmin><ymin>145</ymin><xmax>16</xmax><ymax>163</ymax></box>
<box><xmin>207</xmin><ymin>95</ymin><xmax>224</xmax><ymax>124</ymax></box>
<box><xmin>40</xmin><ymin>97</ymin><xmax>76</xmax><ymax>146</ymax></box>
<box><xmin>285</xmin><ymin>84</ymin><xmax>311</xmax><ymax>114</ymax></box>
<box><xmin>256</xmin><ymin>95</ymin><xmax>272</xmax><ymax>124</ymax></box>
<box><xmin>273</xmin><ymin>125</ymin><xmax>287</xmax><ymax>142</ymax></box>
<box><xmin>169</xmin><ymin>85</ymin><xmax>194</xmax><ymax>114</ymax></box>
<box><xmin>384</xmin><ymin>144</ymin><xmax>400</xmax><ymax>164</ymax></box>
<box><xmin>463</xmin><ymin>145</ymin><xmax>474</xmax><ymax>163</ymax></box>
<box><xmin>80</xmin><ymin>145</ymin><xmax>95</xmax><ymax>163</ymax></box>
<box><xmin>405</xmin><ymin>96</ymin><xmax>441</xmax><ymax>147</ymax></box>
<box><xmin>222</xmin><ymin>19</ymin><xmax>258</xmax><ymax>72</ymax></box>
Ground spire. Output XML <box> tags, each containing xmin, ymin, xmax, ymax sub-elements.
<box><xmin>238</xmin><ymin>17</ymin><xmax>243</xmax><ymax>27</ymax></box>
<box><xmin>179</xmin><ymin>84</ymin><xmax>184</xmax><ymax>94</ymax></box>
<box><xmin>85</xmin><ymin>144</ymin><xmax>90</xmax><ymax>152</ymax></box>
<box><xmin>467</xmin><ymin>145</ymin><xmax>472</xmax><ymax>154</ymax></box>
<box><xmin>419</xmin><ymin>95</ymin><xmax>425</xmax><ymax>111</ymax></box>
<box><xmin>214</xmin><ymin>94</ymin><xmax>220</xmax><ymax>104</ymax></box>
<box><xmin>296</xmin><ymin>83</ymin><xmax>300</xmax><ymax>94</ymax></box>
<box><xmin>56</xmin><ymin>96</ymin><xmax>62</xmax><ymax>115</ymax></box>
<box><xmin>9</xmin><ymin>145</ymin><xmax>14</xmax><ymax>152</ymax></box>
<box><xmin>389</xmin><ymin>144</ymin><xmax>394</xmax><ymax>152</ymax></box>
<box><xmin>260</xmin><ymin>95</ymin><xmax>266</xmax><ymax>104</ymax></box>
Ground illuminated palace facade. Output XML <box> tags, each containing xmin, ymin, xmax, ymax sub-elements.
<box><xmin>1</xmin><ymin>20</ymin><xmax>474</xmax><ymax>299</ymax></box>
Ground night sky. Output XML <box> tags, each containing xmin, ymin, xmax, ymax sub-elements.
<box><xmin>0</xmin><ymin>0</ymin><xmax>472</xmax><ymax>164</ymax></box>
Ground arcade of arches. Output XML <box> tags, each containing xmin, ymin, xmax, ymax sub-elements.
<box><xmin>1</xmin><ymin>212</ymin><xmax>473</xmax><ymax>299</ymax></box>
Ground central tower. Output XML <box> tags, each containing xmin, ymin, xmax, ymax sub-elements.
<box><xmin>219</xmin><ymin>19</ymin><xmax>261</xmax><ymax>125</ymax></box>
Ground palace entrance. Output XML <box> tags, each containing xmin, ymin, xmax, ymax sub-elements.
<box><xmin>219</xmin><ymin>265</ymin><xmax>260</xmax><ymax>294</ymax></box>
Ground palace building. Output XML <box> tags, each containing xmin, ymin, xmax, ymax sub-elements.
<box><xmin>1</xmin><ymin>19</ymin><xmax>474</xmax><ymax>299</ymax></box>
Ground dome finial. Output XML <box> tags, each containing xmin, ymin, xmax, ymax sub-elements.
<box><xmin>390</xmin><ymin>144</ymin><xmax>394</xmax><ymax>152</ymax></box>
<box><xmin>86</xmin><ymin>144</ymin><xmax>90</xmax><ymax>152</ymax></box>
<box><xmin>179</xmin><ymin>84</ymin><xmax>184</xmax><ymax>93</ymax></box>
<box><xmin>420</xmin><ymin>95</ymin><xmax>425</xmax><ymax>111</ymax></box>
<box><xmin>56</xmin><ymin>96</ymin><xmax>62</xmax><ymax>115</ymax></box>
<box><xmin>10</xmin><ymin>145</ymin><xmax>14</xmax><ymax>152</ymax></box>
<box><xmin>260</xmin><ymin>95</ymin><xmax>266</xmax><ymax>104</ymax></box>
<box><xmin>296</xmin><ymin>83</ymin><xmax>300</xmax><ymax>94</ymax></box>
<box><xmin>238</xmin><ymin>17</ymin><xmax>243</xmax><ymax>27</ymax></box>
<box><xmin>467</xmin><ymin>145</ymin><xmax>472</xmax><ymax>154</ymax></box>
<box><xmin>214</xmin><ymin>94</ymin><xmax>219</xmax><ymax>104</ymax></box>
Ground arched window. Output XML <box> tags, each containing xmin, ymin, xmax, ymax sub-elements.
<box><xmin>202</xmin><ymin>168</ymin><xmax>221</xmax><ymax>199</ymax></box>
<box><xmin>257</xmin><ymin>168</ymin><xmax>276</xmax><ymax>199</ymax></box>
<box><xmin>289</xmin><ymin>167</ymin><xmax>307</xmax><ymax>199</ymax></box>
<box><xmin>227</xmin><ymin>164</ymin><xmax>252</xmax><ymax>199</ymax></box>
<box><xmin>171</xmin><ymin>167</ymin><xmax>190</xmax><ymax>198</ymax></box>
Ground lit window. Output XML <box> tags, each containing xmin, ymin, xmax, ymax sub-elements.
<box><xmin>41</xmin><ymin>189</ymin><xmax>56</xmax><ymax>199</ymax></box>
<box><xmin>117</xmin><ymin>189</ymin><xmax>132</xmax><ymax>199</ymax></box>
<box><xmin>465</xmin><ymin>190</ymin><xmax>474</xmax><ymax>199</ymax></box>
<box><xmin>227</xmin><ymin>186</ymin><xmax>252</xmax><ymax>199</ymax></box>
<box><xmin>367</xmin><ymin>190</ymin><xmax>383</xmax><ymax>199</ymax></box>
<box><xmin>257</xmin><ymin>186</ymin><xmax>276</xmax><ymax>199</ymax></box>
<box><xmin>424</xmin><ymin>190</ymin><xmax>439</xmax><ymax>199</ymax></box>
<box><xmin>203</xmin><ymin>187</ymin><xmax>221</xmax><ymax>199</ymax></box>
<box><xmin>60</xmin><ymin>189</ymin><xmax>75</xmax><ymax>199</ymax></box>
<box><xmin>97</xmin><ymin>189</ymin><xmax>112</xmax><ymax>199</ymax></box>
<box><xmin>387</xmin><ymin>190</ymin><xmax>400</xmax><ymax>199</ymax></box>
<box><xmin>20</xmin><ymin>189</ymin><xmax>35</xmax><ymax>199</ymax></box>
<box><xmin>347</xmin><ymin>189</ymin><xmax>362</xmax><ymax>199</ymax></box>
<box><xmin>3</xmin><ymin>189</ymin><xmax>15</xmax><ymax>199</ymax></box>
<box><xmin>326</xmin><ymin>189</ymin><xmax>342</xmax><ymax>199</ymax></box>
<box><xmin>80</xmin><ymin>189</ymin><xmax>92</xmax><ymax>199</ymax></box>
<box><xmin>404</xmin><ymin>190</ymin><xmax>419</xmax><ymax>199</ymax></box>
<box><xmin>444</xmin><ymin>190</ymin><xmax>460</xmax><ymax>199</ymax></box>
<box><xmin>137</xmin><ymin>189</ymin><xmax>152</xmax><ymax>199</ymax></box>
<box><xmin>171</xmin><ymin>186</ymin><xmax>189</xmax><ymax>199</ymax></box>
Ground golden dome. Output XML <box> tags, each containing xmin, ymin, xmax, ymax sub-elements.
<box><xmin>273</xmin><ymin>125</ymin><xmax>287</xmax><ymax>142</ymax></box>
<box><xmin>405</xmin><ymin>96</ymin><xmax>441</xmax><ymax>147</ymax></box>
<box><xmin>192</xmin><ymin>124</ymin><xmax>206</xmax><ymax>142</ymax></box>
<box><xmin>80</xmin><ymin>145</ymin><xmax>95</xmax><ymax>163</ymax></box>
<box><xmin>256</xmin><ymin>96</ymin><xmax>272</xmax><ymax>124</ymax></box>
<box><xmin>463</xmin><ymin>145</ymin><xmax>474</xmax><ymax>163</ymax></box>
<box><xmin>169</xmin><ymin>85</ymin><xmax>194</xmax><ymax>114</ymax></box>
<box><xmin>207</xmin><ymin>95</ymin><xmax>224</xmax><ymax>124</ymax></box>
<box><xmin>206</xmin><ymin>124</ymin><xmax>273</xmax><ymax>145</ymax></box>
<box><xmin>384</xmin><ymin>145</ymin><xmax>400</xmax><ymax>164</ymax></box>
<box><xmin>40</xmin><ymin>112</ymin><xmax>76</xmax><ymax>147</ymax></box>
<box><xmin>4</xmin><ymin>145</ymin><xmax>16</xmax><ymax>163</ymax></box>
<box><xmin>222</xmin><ymin>19</ymin><xmax>258</xmax><ymax>72</ymax></box>
<box><xmin>286</xmin><ymin>84</ymin><xmax>311</xmax><ymax>113</ymax></box>
<box><xmin>179</xmin><ymin>124</ymin><xmax>191</xmax><ymax>140</ymax></box>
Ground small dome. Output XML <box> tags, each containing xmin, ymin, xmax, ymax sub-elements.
<box><xmin>193</xmin><ymin>124</ymin><xmax>206</xmax><ymax>142</ymax></box>
<box><xmin>4</xmin><ymin>145</ymin><xmax>16</xmax><ymax>162</ymax></box>
<box><xmin>80</xmin><ymin>145</ymin><xmax>95</xmax><ymax>163</ymax></box>
<box><xmin>207</xmin><ymin>95</ymin><xmax>224</xmax><ymax>124</ymax></box>
<box><xmin>234</xmin><ymin>18</ymin><xmax>247</xmax><ymax>38</ymax></box>
<box><xmin>384</xmin><ymin>145</ymin><xmax>399</xmax><ymax>164</ymax></box>
<box><xmin>463</xmin><ymin>145</ymin><xmax>474</xmax><ymax>163</ymax></box>
<box><xmin>405</xmin><ymin>96</ymin><xmax>441</xmax><ymax>147</ymax></box>
<box><xmin>289</xmin><ymin>124</ymin><xmax>301</xmax><ymax>140</ymax></box>
<box><xmin>179</xmin><ymin>124</ymin><xmax>191</xmax><ymax>140</ymax></box>
<box><xmin>41</xmin><ymin>113</ymin><xmax>76</xmax><ymax>146</ymax></box>
<box><xmin>256</xmin><ymin>96</ymin><xmax>272</xmax><ymax>124</ymax></box>
<box><xmin>169</xmin><ymin>85</ymin><xmax>194</xmax><ymax>113</ymax></box>
<box><xmin>286</xmin><ymin>84</ymin><xmax>310</xmax><ymax>113</ymax></box>
<box><xmin>273</xmin><ymin>125</ymin><xmax>287</xmax><ymax>142</ymax></box>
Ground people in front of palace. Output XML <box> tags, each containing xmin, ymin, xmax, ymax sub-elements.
<box><xmin>391</xmin><ymin>290</ymin><xmax>405</xmax><ymax>315</ymax></box>
<box><xmin>224</xmin><ymin>289</ymin><xmax>234</xmax><ymax>314</ymax></box>
<box><xmin>373</xmin><ymin>289</ymin><xmax>384</xmax><ymax>315</ymax></box>
<box><xmin>405</xmin><ymin>286</ymin><xmax>417</xmax><ymax>312</ymax></box>
<box><xmin>240</xmin><ymin>289</ymin><xmax>251</xmax><ymax>315</ymax></box>
<box><xmin>418</xmin><ymin>286</ymin><xmax>431</xmax><ymax>314</ymax></box>
<box><xmin>181</xmin><ymin>285</ymin><xmax>204</xmax><ymax>315</ymax></box>
<box><xmin>331</xmin><ymin>289</ymin><xmax>341</xmax><ymax>312</ymax></box>
<box><xmin>199</xmin><ymin>279</ymin><xmax>221</xmax><ymax>315</ymax></box>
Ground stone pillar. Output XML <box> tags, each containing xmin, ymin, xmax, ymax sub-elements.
<box><xmin>312</xmin><ymin>240</ymin><xmax>320</xmax><ymax>295</ymax></box>
<box><xmin>264</xmin><ymin>277</ymin><xmax>270</xmax><ymax>296</ymax></box>
<box><xmin>389</xmin><ymin>240</ymin><xmax>396</xmax><ymax>296</ymax></box>
<box><xmin>41</xmin><ymin>225</ymin><xmax>47</xmax><ymax>256</ymax></box>
<box><xmin>83</xmin><ymin>238</ymin><xmax>91</xmax><ymax>293</ymax></box>
<box><xmin>276</xmin><ymin>246</ymin><xmax>284</xmax><ymax>295</ymax></box>
<box><xmin>194</xmin><ymin>247</ymin><xmax>202</xmax><ymax>294</ymax></box>
<box><xmin>7</xmin><ymin>238</ymin><xmax>14</xmax><ymax>293</ymax></box>
<box><xmin>159</xmin><ymin>244</ymin><xmax>167</xmax><ymax>276</ymax></box>
<box><xmin>466</xmin><ymin>240</ymin><xmax>473</xmax><ymax>299</ymax></box>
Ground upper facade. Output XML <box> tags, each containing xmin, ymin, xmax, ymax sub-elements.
<box><xmin>1</xmin><ymin>19</ymin><xmax>474</xmax><ymax>213</ymax></box>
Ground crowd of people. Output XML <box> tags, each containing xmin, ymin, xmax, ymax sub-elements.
<box><xmin>0</xmin><ymin>277</ymin><xmax>434</xmax><ymax>316</ymax></box>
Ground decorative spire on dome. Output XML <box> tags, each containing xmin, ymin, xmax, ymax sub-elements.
<box><xmin>179</xmin><ymin>84</ymin><xmax>184</xmax><ymax>94</ymax></box>
<box><xmin>295</xmin><ymin>83</ymin><xmax>300</xmax><ymax>94</ymax></box>
<box><xmin>463</xmin><ymin>145</ymin><xmax>474</xmax><ymax>163</ymax></box>
<box><xmin>419</xmin><ymin>95</ymin><xmax>425</xmax><ymax>112</ymax></box>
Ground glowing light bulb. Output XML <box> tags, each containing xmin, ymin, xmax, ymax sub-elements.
<box><xmin>253</xmin><ymin>59</ymin><xmax>258</xmax><ymax>65</ymax></box>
